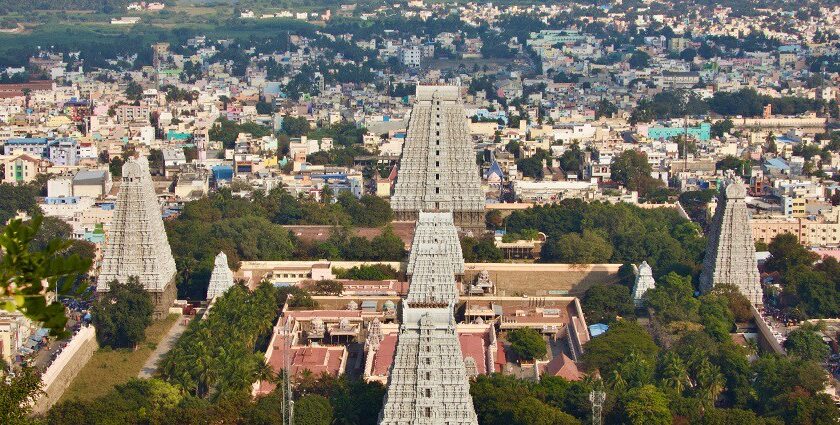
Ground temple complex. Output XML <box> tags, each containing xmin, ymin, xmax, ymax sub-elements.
<box><xmin>206</xmin><ymin>251</ymin><xmax>235</xmax><ymax>300</ymax></box>
<box><xmin>378</xmin><ymin>212</ymin><xmax>479</xmax><ymax>424</ymax></box>
<box><xmin>631</xmin><ymin>261</ymin><xmax>656</xmax><ymax>307</ymax></box>
<box><xmin>391</xmin><ymin>85</ymin><xmax>485</xmax><ymax>231</ymax></box>
<box><xmin>97</xmin><ymin>157</ymin><xmax>177</xmax><ymax>318</ymax></box>
<box><xmin>700</xmin><ymin>176</ymin><xmax>764</xmax><ymax>305</ymax></box>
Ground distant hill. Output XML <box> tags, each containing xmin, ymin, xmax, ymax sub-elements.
<box><xmin>0</xmin><ymin>0</ymin><xmax>130</xmax><ymax>14</ymax></box>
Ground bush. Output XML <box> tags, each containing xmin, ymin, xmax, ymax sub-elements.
<box><xmin>507</xmin><ymin>328</ymin><xmax>547</xmax><ymax>362</ymax></box>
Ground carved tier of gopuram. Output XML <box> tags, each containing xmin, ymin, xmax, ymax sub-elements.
<box><xmin>96</xmin><ymin>157</ymin><xmax>177</xmax><ymax>318</ymax></box>
<box><xmin>391</xmin><ymin>85</ymin><xmax>486</xmax><ymax>232</ymax></box>
<box><xmin>378</xmin><ymin>212</ymin><xmax>479</xmax><ymax>425</ymax></box>
<box><xmin>206</xmin><ymin>251</ymin><xmax>235</xmax><ymax>300</ymax></box>
<box><xmin>699</xmin><ymin>175</ymin><xmax>764</xmax><ymax>306</ymax></box>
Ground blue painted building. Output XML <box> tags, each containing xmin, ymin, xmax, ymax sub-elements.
<box><xmin>3</xmin><ymin>137</ymin><xmax>50</xmax><ymax>157</ymax></box>
<box><xmin>647</xmin><ymin>122</ymin><xmax>711</xmax><ymax>141</ymax></box>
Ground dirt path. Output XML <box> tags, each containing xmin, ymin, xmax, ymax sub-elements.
<box><xmin>138</xmin><ymin>315</ymin><xmax>188</xmax><ymax>378</ymax></box>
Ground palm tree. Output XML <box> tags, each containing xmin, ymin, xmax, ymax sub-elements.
<box><xmin>659</xmin><ymin>352</ymin><xmax>690</xmax><ymax>394</ymax></box>
<box><xmin>695</xmin><ymin>358</ymin><xmax>725</xmax><ymax>407</ymax></box>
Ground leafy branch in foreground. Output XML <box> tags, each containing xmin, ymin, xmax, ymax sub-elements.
<box><xmin>0</xmin><ymin>217</ymin><xmax>92</xmax><ymax>337</ymax></box>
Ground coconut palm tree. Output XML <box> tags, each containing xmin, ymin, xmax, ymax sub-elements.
<box><xmin>695</xmin><ymin>358</ymin><xmax>725</xmax><ymax>407</ymax></box>
<box><xmin>658</xmin><ymin>352</ymin><xmax>690</xmax><ymax>394</ymax></box>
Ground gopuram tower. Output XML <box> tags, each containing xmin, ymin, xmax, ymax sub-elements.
<box><xmin>699</xmin><ymin>175</ymin><xmax>763</xmax><ymax>305</ymax></box>
<box><xmin>378</xmin><ymin>212</ymin><xmax>479</xmax><ymax>425</ymax></box>
<box><xmin>391</xmin><ymin>85</ymin><xmax>485</xmax><ymax>231</ymax></box>
<box><xmin>97</xmin><ymin>157</ymin><xmax>178</xmax><ymax>318</ymax></box>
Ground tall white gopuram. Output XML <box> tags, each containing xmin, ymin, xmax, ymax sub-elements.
<box><xmin>699</xmin><ymin>176</ymin><xmax>763</xmax><ymax>305</ymax></box>
<box><xmin>391</xmin><ymin>85</ymin><xmax>485</xmax><ymax>231</ymax></box>
<box><xmin>631</xmin><ymin>261</ymin><xmax>656</xmax><ymax>307</ymax></box>
<box><xmin>378</xmin><ymin>212</ymin><xmax>479</xmax><ymax>425</ymax></box>
<box><xmin>97</xmin><ymin>157</ymin><xmax>177</xmax><ymax>318</ymax></box>
<box><xmin>206</xmin><ymin>251</ymin><xmax>234</xmax><ymax>300</ymax></box>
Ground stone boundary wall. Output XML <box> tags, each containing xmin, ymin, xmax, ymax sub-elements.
<box><xmin>751</xmin><ymin>305</ymin><xmax>786</xmax><ymax>355</ymax></box>
<box><xmin>32</xmin><ymin>325</ymin><xmax>98</xmax><ymax>414</ymax></box>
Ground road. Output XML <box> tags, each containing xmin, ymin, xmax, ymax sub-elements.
<box><xmin>138</xmin><ymin>315</ymin><xmax>188</xmax><ymax>379</ymax></box>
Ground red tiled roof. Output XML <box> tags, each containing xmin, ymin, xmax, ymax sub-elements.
<box><xmin>459</xmin><ymin>333</ymin><xmax>488</xmax><ymax>375</ymax></box>
<box><xmin>372</xmin><ymin>334</ymin><xmax>398</xmax><ymax>376</ymax></box>
<box><xmin>541</xmin><ymin>353</ymin><xmax>583</xmax><ymax>381</ymax></box>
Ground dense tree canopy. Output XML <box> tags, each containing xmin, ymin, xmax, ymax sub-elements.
<box><xmin>92</xmin><ymin>277</ymin><xmax>154</xmax><ymax>349</ymax></box>
<box><xmin>506</xmin><ymin>200</ymin><xmax>704</xmax><ymax>278</ymax></box>
<box><xmin>507</xmin><ymin>328</ymin><xmax>547</xmax><ymax>361</ymax></box>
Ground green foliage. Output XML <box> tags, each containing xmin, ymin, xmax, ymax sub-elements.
<box><xmin>709</xmin><ymin>88</ymin><xmax>824</xmax><ymax>117</ymax></box>
<box><xmin>294</xmin><ymin>394</ymin><xmax>333</xmax><ymax>425</ymax></box>
<box><xmin>764</xmin><ymin>233</ymin><xmax>839</xmax><ymax>319</ymax></box>
<box><xmin>716</xmin><ymin>155</ymin><xmax>750</xmax><ymax>176</ymax></box>
<box><xmin>631</xmin><ymin>91</ymin><xmax>709</xmax><ymax>123</ymax></box>
<box><xmin>783</xmin><ymin>322</ymin><xmax>830</xmax><ymax>363</ymax></box>
<box><xmin>544</xmin><ymin>229</ymin><xmax>614</xmax><ymax>263</ymax></box>
<box><xmin>92</xmin><ymin>277</ymin><xmax>154</xmax><ymax>348</ymax></box>
<box><xmin>301</xmin><ymin>279</ymin><xmax>343</xmax><ymax>295</ymax></box>
<box><xmin>628</xmin><ymin>50</ymin><xmax>651</xmax><ymax>69</ymax></box>
<box><xmin>752</xmin><ymin>354</ymin><xmax>832</xmax><ymax>418</ymax></box>
<box><xmin>506</xmin><ymin>200</ymin><xmax>704</xmax><ymax>277</ymax></box>
<box><xmin>333</xmin><ymin>264</ymin><xmax>398</xmax><ymax>281</ymax></box>
<box><xmin>470</xmin><ymin>374</ymin><xmax>583</xmax><ymax>425</ymax></box>
<box><xmin>582</xmin><ymin>284</ymin><xmax>635</xmax><ymax>324</ymax></box>
<box><xmin>581</xmin><ymin>320</ymin><xmax>659</xmax><ymax>376</ymax></box>
<box><xmin>209</xmin><ymin>118</ymin><xmax>272</xmax><ymax>149</ymax></box>
<box><xmin>0</xmin><ymin>366</ymin><xmax>41</xmax><ymax>425</ymax></box>
<box><xmin>645</xmin><ymin>272</ymin><xmax>700</xmax><ymax>324</ymax></box>
<box><xmin>515</xmin><ymin>149</ymin><xmax>550</xmax><ymax>179</ymax></box>
<box><xmin>610</xmin><ymin>150</ymin><xmax>663</xmax><ymax>197</ymax></box>
<box><xmin>336</xmin><ymin>192</ymin><xmax>394</xmax><ymax>227</ymax></box>
<box><xmin>711</xmin><ymin>119</ymin><xmax>734</xmax><ymax>138</ymax></box>
<box><xmin>281</xmin><ymin>116</ymin><xmax>310</xmax><ymax>137</ymax></box>
<box><xmin>125</xmin><ymin>81</ymin><xmax>143</xmax><ymax>102</ymax></box>
<box><xmin>30</xmin><ymin>216</ymin><xmax>97</xmax><ymax>264</ymax></box>
<box><xmin>507</xmin><ymin>328</ymin><xmax>547</xmax><ymax>361</ymax></box>
<box><xmin>765</xmin><ymin>233</ymin><xmax>818</xmax><ymax>275</ymax></box>
<box><xmin>0</xmin><ymin>182</ymin><xmax>41</xmax><ymax>224</ymax></box>
<box><xmin>623</xmin><ymin>385</ymin><xmax>672</xmax><ymax>425</ymax></box>
<box><xmin>160</xmin><ymin>283</ymin><xmax>279</xmax><ymax>399</ymax></box>
<box><xmin>461</xmin><ymin>235</ymin><xmax>504</xmax><ymax>262</ymax></box>
<box><xmin>0</xmin><ymin>217</ymin><xmax>91</xmax><ymax>337</ymax></box>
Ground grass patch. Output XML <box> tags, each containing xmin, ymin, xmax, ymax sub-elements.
<box><xmin>59</xmin><ymin>314</ymin><xmax>178</xmax><ymax>403</ymax></box>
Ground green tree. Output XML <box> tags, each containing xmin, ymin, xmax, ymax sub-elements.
<box><xmin>679</xmin><ymin>48</ymin><xmax>697</xmax><ymax>62</ymax></box>
<box><xmin>623</xmin><ymin>385</ymin><xmax>672</xmax><ymax>425</ymax></box>
<box><xmin>0</xmin><ymin>183</ymin><xmax>41</xmax><ymax>224</ymax></box>
<box><xmin>657</xmin><ymin>351</ymin><xmax>690</xmax><ymax>394</ymax></box>
<box><xmin>711</xmin><ymin>119</ymin><xmax>734</xmax><ymax>138</ymax></box>
<box><xmin>628</xmin><ymin>50</ymin><xmax>651</xmax><ymax>69</ymax></box>
<box><xmin>508</xmin><ymin>328</ymin><xmax>547</xmax><ymax>361</ymax></box>
<box><xmin>783</xmin><ymin>322</ymin><xmax>829</xmax><ymax>363</ymax></box>
<box><xmin>765</xmin><ymin>233</ymin><xmax>818</xmax><ymax>274</ymax></box>
<box><xmin>281</xmin><ymin>116</ymin><xmax>311</xmax><ymax>137</ymax></box>
<box><xmin>610</xmin><ymin>150</ymin><xmax>661</xmax><ymax>196</ymax></box>
<box><xmin>1</xmin><ymin>217</ymin><xmax>91</xmax><ymax>337</ymax></box>
<box><xmin>0</xmin><ymin>366</ymin><xmax>41</xmax><ymax>425</ymax></box>
<box><xmin>582</xmin><ymin>284</ymin><xmax>635</xmax><ymax>323</ymax></box>
<box><xmin>581</xmin><ymin>321</ymin><xmax>659</xmax><ymax>375</ymax></box>
<box><xmin>92</xmin><ymin>277</ymin><xmax>153</xmax><ymax>348</ymax></box>
<box><xmin>125</xmin><ymin>81</ymin><xmax>143</xmax><ymax>101</ymax></box>
<box><xmin>334</xmin><ymin>264</ymin><xmax>398</xmax><ymax>280</ymax></box>
<box><xmin>512</xmin><ymin>396</ymin><xmax>580</xmax><ymax>425</ymax></box>
<box><xmin>543</xmin><ymin>230</ymin><xmax>613</xmax><ymax>263</ymax></box>
<box><xmin>645</xmin><ymin>273</ymin><xmax>700</xmax><ymax>324</ymax></box>
<box><xmin>294</xmin><ymin>394</ymin><xmax>333</xmax><ymax>425</ymax></box>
